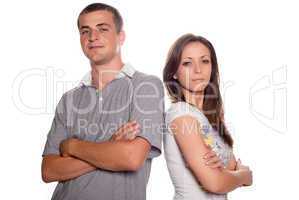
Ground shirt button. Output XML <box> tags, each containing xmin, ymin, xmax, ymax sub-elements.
<box><xmin>99</xmin><ymin>97</ymin><xmax>103</xmax><ymax>101</ymax></box>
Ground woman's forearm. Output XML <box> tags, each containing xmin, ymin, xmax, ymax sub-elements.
<box><xmin>210</xmin><ymin>168</ymin><xmax>246</xmax><ymax>194</ymax></box>
<box><xmin>190</xmin><ymin>159</ymin><xmax>245</xmax><ymax>194</ymax></box>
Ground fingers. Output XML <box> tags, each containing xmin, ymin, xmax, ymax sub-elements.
<box><xmin>236</xmin><ymin>159</ymin><xmax>250</xmax><ymax>171</ymax></box>
<box><xmin>209</xmin><ymin>161</ymin><xmax>224</xmax><ymax>169</ymax></box>
<box><xmin>124</xmin><ymin>126</ymin><xmax>139</xmax><ymax>140</ymax></box>
<box><xmin>123</xmin><ymin>121</ymin><xmax>140</xmax><ymax>140</ymax></box>
<box><xmin>236</xmin><ymin>158</ymin><xmax>242</xmax><ymax>169</ymax></box>
<box><xmin>112</xmin><ymin>121</ymin><xmax>140</xmax><ymax>141</ymax></box>
<box><xmin>204</xmin><ymin>150</ymin><xmax>224</xmax><ymax>169</ymax></box>
<box><xmin>204</xmin><ymin>155</ymin><xmax>224</xmax><ymax>169</ymax></box>
<box><xmin>118</xmin><ymin>121</ymin><xmax>137</xmax><ymax>133</ymax></box>
<box><xmin>237</xmin><ymin>158</ymin><xmax>242</xmax><ymax>165</ymax></box>
<box><xmin>242</xmin><ymin>168</ymin><xmax>253</xmax><ymax>186</ymax></box>
<box><xmin>203</xmin><ymin>150</ymin><xmax>217</xmax><ymax>159</ymax></box>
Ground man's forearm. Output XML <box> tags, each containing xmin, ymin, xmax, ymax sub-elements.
<box><xmin>69</xmin><ymin>139</ymin><xmax>140</xmax><ymax>172</ymax></box>
<box><xmin>42</xmin><ymin>155</ymin><xmax>96</xmax><ymax>183</ymax></box>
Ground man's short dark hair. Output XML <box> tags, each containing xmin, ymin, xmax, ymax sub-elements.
<box><xmin>77</xmin><ymin>3</ymin><xmax>123</xmax><ymax>33</ymax></box>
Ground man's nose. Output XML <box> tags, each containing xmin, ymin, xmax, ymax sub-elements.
<box><xmin>88</xmin><ymin>30</ymin><xmax>99</xmax><ymax>42</ymax></box>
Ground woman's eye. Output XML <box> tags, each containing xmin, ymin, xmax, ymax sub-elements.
<box><xmin>202</xmin><ymin>59</ymin><xmax>210</xmax><ymax>64</ymax></box>
<box><xmin>182</xmin><ymin>61</ymin><xmax>191</xmax><ymax>66</ymax></box>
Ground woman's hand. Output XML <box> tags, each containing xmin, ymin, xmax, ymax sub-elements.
<box><xmin>203</xmin><ymin>150</ymin><xmax>224</xmax><ymax>169</ymax></box>
<box><xmin>110</xmin><ymin>120</ymin><xmax>140</xmax><ymax>141</ymax></box>
<box><xmin>236</xmin><ymin>159</ymin><xmax>253</xmax><ymax>186</ymax></box>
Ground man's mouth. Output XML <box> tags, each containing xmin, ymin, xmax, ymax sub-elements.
<box><xmin>88</xmin><ymin>45</ymin><xmax>104</xmax><ymax>49</ymax></box>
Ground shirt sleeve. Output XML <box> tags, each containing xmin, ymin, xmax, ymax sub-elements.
<box><xmin>131</xmin><ymin>76</ymin><xmax>165</xmax><ymax>159</ymax></box>
<box><xmin>42</xmin><ymin>95</ymin><xmax>68</xmax><ymax>156</ymax></box>
<box><xmin>166</xmin><ymin>102</ymin><xmax>199</xmax><ymax>124</ymax></box>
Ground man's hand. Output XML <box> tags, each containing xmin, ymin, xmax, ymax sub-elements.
<box><xmin>60</xmin><ymin>138</ymin><xmax>79</xmax><ymax>157</ymax></box>
<box><xmin>110</xmin><ymin>120</ymin><xmax>140</xmax><ymax>141</ymax></box>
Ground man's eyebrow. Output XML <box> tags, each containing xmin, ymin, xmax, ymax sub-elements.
<box><xmin>80</xmin><ymin>26</ymin><xmax>90</xmax><ymax>30</ymax></box>
<box><xmin>96</xmin><ymin>23</ymin><xmax>111</xmax><ymax>28</ymax></box>
<box><xmin>79</xmin><ymin>23</ymin><xmax>111</xmax><ymax>30</ymax></box>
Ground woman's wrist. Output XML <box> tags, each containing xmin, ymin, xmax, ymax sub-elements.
<box><xmin>234</xmin><ymin>169</ymin><xmax>248</xmax><ymax>187</ymax></box>
<box><xmin>237</xmin><ymin>168</ymin><xmax>252</xmax><ymax>186</ymax></box>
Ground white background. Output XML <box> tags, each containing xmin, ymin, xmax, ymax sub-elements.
<box><xmin>1</xmin><ymin>0</ymin><xmax>298</xmax><ymax>199</ymax></box>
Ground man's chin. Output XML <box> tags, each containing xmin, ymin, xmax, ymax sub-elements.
<box><xmin>88</xmin><ymin>53</ymin><xmax>116</xmax><ymax>66</ymax></box>
<box><xmin>89</xmin><ymin>56</ymin><xmax>107</xmax><ymax>66</ymax></box>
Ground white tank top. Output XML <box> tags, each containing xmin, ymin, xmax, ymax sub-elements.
<box><xmin>163</xmin><ymin>101</ymin><xmax>233</xmax><ymax>200</ymax></box>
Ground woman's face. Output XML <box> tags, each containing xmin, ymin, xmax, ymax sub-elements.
<box><xmin>175</xmin><ymin>41</ymin><xmax>212</xmax><ymax>93</ymax></box>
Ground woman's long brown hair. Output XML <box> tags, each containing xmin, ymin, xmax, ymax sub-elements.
<box><xmin>163</xmin><ymin>33</ymin><xmax>233</xmax><ymax>147</ymax></box>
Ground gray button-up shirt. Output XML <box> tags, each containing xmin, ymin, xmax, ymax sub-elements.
<box><xmin>42</xmin><ymin>63</ymin><xmax>165</xmax><ymax>200</ymax></box>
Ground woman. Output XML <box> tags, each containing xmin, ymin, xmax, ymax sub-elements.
<box><xmin>163</xmin><ymin>34</ymin><xmax>252</xmax><ymax>199</ymax></box>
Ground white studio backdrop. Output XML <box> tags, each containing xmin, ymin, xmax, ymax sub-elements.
<box><xmin>0</xmin><ymin>0</ymin><xmax>298</xmax><ymax>199</ymax></box>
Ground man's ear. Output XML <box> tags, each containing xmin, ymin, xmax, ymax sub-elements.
<box><xmin>118</xmin><ymin>30</ymin><xmax>126</xmax><ymax>46</ymax></box>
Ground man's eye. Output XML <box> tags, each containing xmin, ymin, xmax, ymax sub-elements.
<box><xmin>99</xmin><ymin>28</ymin><xmax>108</xmax><ymax>32</ymax></box>
<box><xmin>81</xmin><ymin>30</ymin><xmax>89</xmax><ymax>35</ymax></box>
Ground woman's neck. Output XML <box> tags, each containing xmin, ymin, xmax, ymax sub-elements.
<box><xmin>181</xmin><ymin>87</ymin><xmax>204</xmax><ymax>111</ymax></box>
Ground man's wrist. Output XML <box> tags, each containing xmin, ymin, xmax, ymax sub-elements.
<box><xmin>68</xmin><ymin>138</ymin><xmax>80</xmax><ymax>157</ymax></box>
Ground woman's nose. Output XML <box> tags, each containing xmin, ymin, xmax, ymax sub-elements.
<box><xmin>194</xmin><ymin>63</ymin><xmax>201</xmax><ymax>73</ymax></box>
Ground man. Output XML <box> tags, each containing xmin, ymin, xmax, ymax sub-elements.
<box><xmin>41</xmin><ymin>3</ymin><xmax>165</xmax><ymax>200</ymax></box>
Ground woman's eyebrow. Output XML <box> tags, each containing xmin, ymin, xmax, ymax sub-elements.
<box><xmin>200</xmin><ymin>55</ymin><xmax>210</xmax><ymax>58</ymax></box>
<box><xmin>182</xmin><ymin>57</ymin><xmax>193</xmax><ymax>60</ymax></box>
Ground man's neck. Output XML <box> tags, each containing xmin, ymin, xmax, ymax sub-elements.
<box><xmin>90</xmin><ymin>57</ymin><xmax>124</xmax><ymax>90</ymax></box>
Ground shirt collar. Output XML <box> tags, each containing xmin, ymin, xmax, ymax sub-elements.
<box><xmin>80</xmin><ymin>63</ymin><xmax>136</xmax><ymax>87</ymax></box>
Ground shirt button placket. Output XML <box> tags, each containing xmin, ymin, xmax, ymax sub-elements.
<box><xmin>98</xmin><ymin>92</ymin><xmax>103</xmax><ymax>111</ymax></box>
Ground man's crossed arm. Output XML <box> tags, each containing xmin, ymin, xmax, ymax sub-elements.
<box><xmin>41</xmin><ymin>121</ymin><xmax>148</xmax><ymax>183</ymax></box>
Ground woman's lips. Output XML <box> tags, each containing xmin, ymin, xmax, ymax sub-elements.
<box><xmin>192</xmin><ymin>78</ymin><xmax>205</xmax><ymax>81</ymax></box>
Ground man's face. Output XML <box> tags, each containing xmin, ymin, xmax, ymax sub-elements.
<box><xmin>78</xmin><ymin>10</ymin><xmax>124</xmax><ymax>65</ymax></box>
